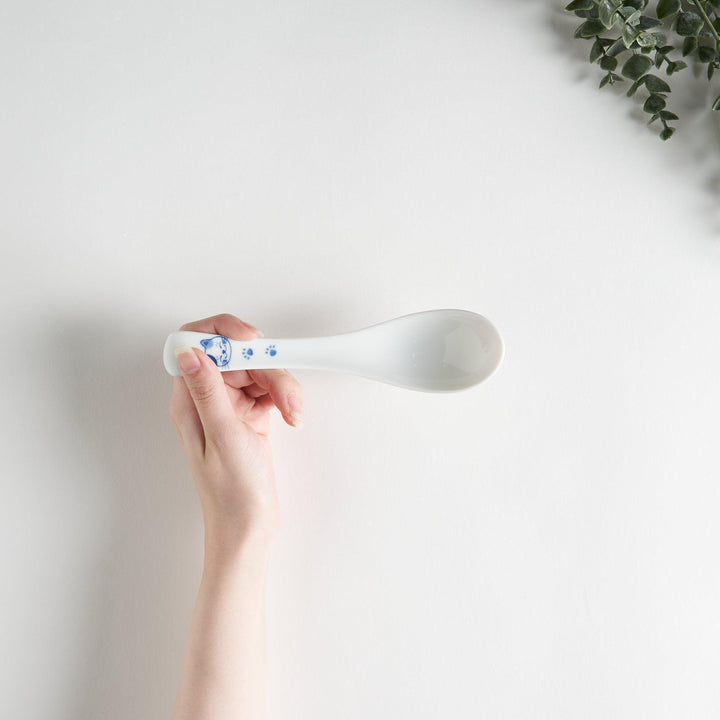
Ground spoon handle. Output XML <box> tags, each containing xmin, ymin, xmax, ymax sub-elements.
<box><xmin>163</xmin><ymin>330</ymin><xmax>364</xmax><ymax>376</ymax></box>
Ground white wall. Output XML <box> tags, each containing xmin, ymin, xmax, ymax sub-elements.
<box><xmin>2</xmin><ymin>1</ymin><xmax>720</xmax><ymax>718</ymax></box>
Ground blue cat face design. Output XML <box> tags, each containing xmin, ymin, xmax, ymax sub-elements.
<box><xmin>200</xmin><ymin>335</ymin><xmax>232</xmax><ymax>368</ymax></box>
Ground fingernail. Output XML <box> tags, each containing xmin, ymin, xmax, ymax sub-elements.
<box><xmin>174</xmin><ymin>346</ymin><xmax>201</xmax><ymax>375</ymax></box>
<box><xmin>254</xmin><ymin>329</ymin><xmax>264</xmax><ymax>338</ymax></box>
<box><xmin>287</xmin><ymin>392</ymin><xmax>303</xmax><ymax>429</ymax></box>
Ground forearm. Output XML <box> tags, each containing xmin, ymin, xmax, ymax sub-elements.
<box><xmin>171</xmin><ymin>534</ymin><xmax>272</xmax><ymax>720</ymax></box>
<box><xmin>168</xmin><ymin>315</ymin><xmax>299</xmax><ymax>719</ymax></box>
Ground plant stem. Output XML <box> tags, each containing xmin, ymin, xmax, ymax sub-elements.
<box><xmin>691</xmin><ymin>0</ymin><xmax>720</xmax><ymax>45</ymax></box>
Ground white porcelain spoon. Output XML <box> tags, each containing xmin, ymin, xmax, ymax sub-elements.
<box><xmin>163</xmin><ymin>309</ymin><xmax>503</xmax><ymax>393</ymax></box>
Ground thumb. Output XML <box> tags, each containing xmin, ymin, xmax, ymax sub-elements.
<box><xmin>174</xmin><ymin>346</ymin><xmax>236</xmax><ymax>441</ymax></box>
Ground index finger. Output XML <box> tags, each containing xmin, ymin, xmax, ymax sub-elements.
<box><xmin>180</xmin><ymin>313</ymin><xmax>262</xmax><ymax>389</ymax></box>
<box><xmin>249</xmin><ymin>367</ymin><xmax>304</xmax><ymax>429</ymax></box>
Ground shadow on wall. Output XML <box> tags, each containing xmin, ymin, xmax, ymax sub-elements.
<box><xmin>545</xmin><ymin>1</ymin><xmax>720</xmax><ymax>232</ymax></box>
<box><xmin>53</xmin><ymin>312</ymin><xmax>201</xmax><ymax>720</ymax></box>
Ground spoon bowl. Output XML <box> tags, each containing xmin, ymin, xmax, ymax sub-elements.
<box><xmin>350</xmin><ymin>309</ymin><xmax>504</xmax><ymax>392</ymax></box>
<box><xmin>164</xmin><ymin>309</ymin><xmax>503</xmax><ymax>393</ymax></box>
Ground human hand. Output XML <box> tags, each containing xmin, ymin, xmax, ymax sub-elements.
<box><xmin>168</xmin><ymin>314</ymin><xmax>303</xmax><ymax>552</ymax></box>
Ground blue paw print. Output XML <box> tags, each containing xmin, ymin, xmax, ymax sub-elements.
<box><xmin>265</xmin><ymin>344</ymin><xmax>277</xmax><ymax>357</ymax></box>
<box><xmin>242</xmin><ymin>347</ymin><xmax>254</xmax><ymax>360</ymax></box>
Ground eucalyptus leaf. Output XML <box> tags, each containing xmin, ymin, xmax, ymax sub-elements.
<box><xmin>600</xmin><ymin>55</ymin><xmax>619</xmax><ymax>70</ymax></box>
<box><xmin>675</xmin><ymin>12</ymin><xmax>703</xmax><ymax>37</ymax></box>
<box><xmin>682</xmin><ymin>36</ymin><xmax>698</xmax><ymax>56</ymax></box>
<box><xmin>666</xmin><ymin>59</ymin><xmax>688</xmax><ymax>75</ymax></box>
<box><xmin>644</xmin><ymin>94</ymin><xmax>667</xmax><ymax>113</ymax></box>
<box><xmin>575</xmin><ymin>19</ymin><xmax>606</xmax><ymax>38</ymax></box>
<box><xmin>622</xmin><ymin>22</ymin><xmax>640</xmax><ymax>47</ymax></box>
<box><xmin>626</xmin><ymin>79</ymin><xmax>642</xmax><ymax>96</ymax></box>
<box><xmin>599</xmin><ymin>0</ymin><xmax>619</xmax><ymax>28</ymax></box>
<box><xmin>698</xmin><ymin>46</ymin><xmax>716</xmax><ymax>63</ymax></box>
<box><xmin>565</xmin><ymin>0</ymin><xmax>595</xmax><ymax>9</ymax></box>
<box><xmin>607</xmin><ymin>37</ymin><xmax>629</xmax><ymax>56</ymax></box>
<box><xmin>660</xmin><ymin>126</ymin><xmax>675</xmax><ymax>140</ymax></box>
<box><xmin>643</xmin><ymin>74</ymin><xmax>671</xmax><ymax>93</ymax></box>
<box><xmin>622</xmin><ymin>53</ymin><xmax>653</xmax><ymax>79</ymax></box>
<box><xmin>638</xmin><ymin>16</ymin><xmax>662</xmax><ymax>29</ymax></box>
<box><xmin>590</xmin><ymin>39</ymin><xmax>605</xmax><ymax>63</ymax></box>
<box><xmin>713</xmin><ymin>95</ymin><xmax>720</xmax><ymax>111</ymax></box>
<box><xmin>622</xmin><ymin>8</ymin><xmax>642</xmax><ymax>25</ymax></box>
<box><xmin>656</xmin><ymin>0</ymin><xmax>681</xmax><ymax>20</ymax></box>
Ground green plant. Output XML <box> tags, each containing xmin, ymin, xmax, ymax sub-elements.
<box><xmin>566</xmin><ymin>0</ymin><xmax>720</xmax><ymax>139</ymax></box>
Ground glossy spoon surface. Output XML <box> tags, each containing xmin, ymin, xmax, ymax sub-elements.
<box><xmin>163</xmin><ymin>309</ymin><xmax>503</xmax><ymax>393</ymax></box>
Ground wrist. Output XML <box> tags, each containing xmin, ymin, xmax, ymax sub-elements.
<box><xmin>200</xmin><ymin>495</ymin><xmax>278</xmax><ymax>550</ymax></box>
<box><xmin>203</xmin><ymin>522</ymin><xmax>274</xmax><ymax>569</ymax></box>
<box><xmin>200</xmin><ymin>542</ymin><xmax>271</xmax><ymax>604</ymax></box>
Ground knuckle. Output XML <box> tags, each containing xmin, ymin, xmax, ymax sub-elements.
<box><xmin>277</xmin><ymin>368</ymin><xmax>299</xmax><ymax>387</ymax></box>
<box><xmin>179</xmin><ymin>319</ymin><xmax>198</xmax><ymax>331</ymax></box>
<box><xmin>191</xmin><ymin>382</ymin><xmax>218</xmax><ymax>406</ymax></box>
<box><xmin>285</xmin><ymin>376</ymin><xmax>303</xmax><ymax>397</ymax></box>
<box><xmin>267</xmin><ymin>369</ymin><xmax>294</xmax><ymax>392</ymax></box>
<box><xmin>216</xmin><ymin>312</ymin><xmax>238</xmax><ymax>325</ymax></box>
